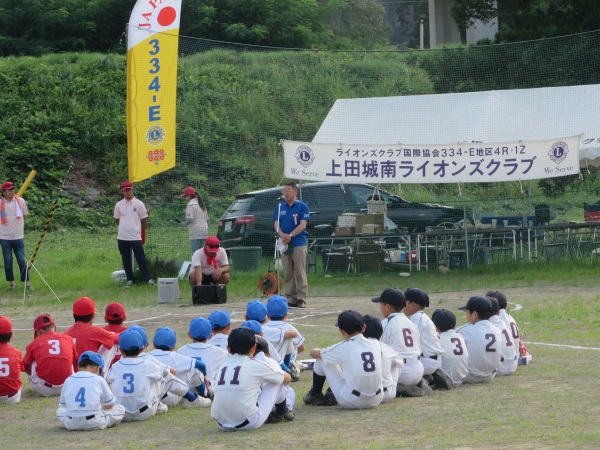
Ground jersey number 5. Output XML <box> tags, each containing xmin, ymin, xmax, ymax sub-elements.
<box><xmin>217</xmin><ymin>366</ymin><xmax>241</xmax><ymax>385</ymax></box>
<box><xmin>0</xmin><ymin>357</ymin><xmax>10</xmax><ymax>376</ymax></box>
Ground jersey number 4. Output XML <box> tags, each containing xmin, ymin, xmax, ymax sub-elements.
<box><xmin>217</xmin><ymin>366</ymin><xmax>241</xmax><ymax>385</ymax></box>
<box><xmin>75</xmin><ymin>387</ymin><xmax>86</xmax><ymax>407</ymax></box>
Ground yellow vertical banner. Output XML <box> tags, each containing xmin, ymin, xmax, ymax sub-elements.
<box><xmin>127</xmin><ymin>0</ymin><xmax>182</xmax><ymax>182</ymax></box>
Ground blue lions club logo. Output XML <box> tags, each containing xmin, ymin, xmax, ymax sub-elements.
<box><xmin>145</xmin><ymin>125</ymin><xmax>166</xmax><ymax>146</ymax></box>
<box><xmin>548</xmin><ymin>141</ymin><xmax>568</xmax><ymax>164</ymax></box>
<box><xmin>295</xmin><ymin>145</ymin><xmax>315</xmax><ymax>168</ymax></box>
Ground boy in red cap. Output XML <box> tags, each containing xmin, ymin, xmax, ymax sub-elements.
<box><xmin>23</xmin><ymin>313</ymin><xmax>78</xmax><ymax>396</ymax></box>
<box><xmin>113</xmin><ymin>181</ymin><xmax>155</xmax><ymax>288</ymax></box>
<box><xmin>189</xmin><ymin>236</ymin><xmax>230</xmax><ymax>286</ymax></box>
<box><xmin>102</xmin><ymin>302</ymin><xmax>128</xmax><ymax>365</ymax></box>
<box><xmin>65</xmin><ymin>297</ymin><xmax>119</xmax><ymax>370</ymax></box>
<box><xmin>0</xmin><ymin>316</ymin><xmax>24</xmax><ymax>404</ymax></box>
<box><xmin>0</xmin><ymin>180</ymin><xmax>33</xmax><ymax>291</ymax></box>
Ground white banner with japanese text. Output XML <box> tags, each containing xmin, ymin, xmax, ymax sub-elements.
<box><xmin>282</xmin><ymin>136</ymin><xmax>581</xmax><ymax>183</ymax></box>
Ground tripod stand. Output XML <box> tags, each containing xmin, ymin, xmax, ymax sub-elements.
<box><xmin>21</xmin><ymin>261</ymin><xmax>61</xmax><ymax>304</ymax></box>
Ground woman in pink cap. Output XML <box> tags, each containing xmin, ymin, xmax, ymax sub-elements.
<box><xmin>180</xmin><ymin>186</ymin><xmax>209</xmax><ymax>258</ymax></box>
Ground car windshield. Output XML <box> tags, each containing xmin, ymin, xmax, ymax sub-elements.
<box><xmin>347</xmin><ymin>185</ymin><xmax>398</xmax><ymax>206</ymax></box>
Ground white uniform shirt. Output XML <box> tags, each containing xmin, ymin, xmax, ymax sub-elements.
<box><xmin>499</xmin><ymin>309</ymin><xmax>521</xmax><ymax>350</ymax></box>
<box><xmin>0</xmin><ymin>196</ymin><xmax>28</xmax><ymax>239</ymax></box>
<box><xmin>438</xmin><ymin>330</ymin><xmax>470</xmax><ymax>385</ymax></box>
<box><xmin>107</xmin><ymin>357</ymin><xmax>164</xmax><ymax>413</ymax></box>
<box><xmin>59</xmin><ymin>372</ymin><xmax>116</xmax><ymax>417</ymax></box>
<box><xmin>178</xmin><ymin>342</ymin><xmax>229</xmax><ymax>382</ymax></box>
<box><xmin>114</xmin><ymin>197</ymin><xmax>148</xmax><ymax>241</ymax></box>
<box><xmin>149</xmin><ymin>349</ymin><xmax>198</xmax><ymax>384</ymax></box>
<box><xmin>191</xmin><ymin>247</ymin><xmax>229</xmax><ymax>276</ymax></box>
<box><xmin>456</xmin><ymin>320</ymin><xmax>502</xmax><ymax>378</ymax></box>
<box><xmin>489</xmin><ymin>316</ymin><xmax>519</xmax><ymax>375</ymax></box>
<box><xmin>263</xmin><ymin>320</ymin><xmax>305</xmax><ymax>357</ymax></box>
<box><xmin>380</xmin><ymin>341</ymin><xmax>403</xmax><ymax>391</ymax></box>
<box><xmin>185</xmin><ymin>198</ymin><xmax>209</xmax><ymax>240</ymax></box>
<box><xmin>320</xmin><ymin>334</ymin><xmax>383</xmax><ymax>395</ymax></box>
<box><xmin>211</xmin><ymin>353</ymin><xmax>285</xmax><ymax>426</ymax></box>
<box><xmin>381</xmin><ymin>312</ymin><xmax>422</xmax><ymax>359</ymax></box>
<box><xmin>208</xmin><ymin>333</ymin><xmax>229</xmax><ymax>349</ymax></box>
<box><xmin>410</xmin><ymin>311</ymin><xmax>444</xmax><ymax>357</ymax></box>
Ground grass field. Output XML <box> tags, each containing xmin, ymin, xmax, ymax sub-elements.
<box><xmin>0</xmin><ymin>230</ymin><xmax>599</xmax><ymax>448</ymax></box>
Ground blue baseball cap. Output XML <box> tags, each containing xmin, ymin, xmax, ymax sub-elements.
<box><xmin>267</xmin><ymin>295</ymin><xmax>288</xmax><ymax>318</ymax></box>
<box><xmin>119</xmin><ymin>329</ymin><xmax>144</xmax><ymax>351</ymax></box>
<box><xmin>189</xmin><ymin>317</ymin><xmax>212</xmax><ymax>340</ymax></box>
<box><xmin>246</xmin><ymin>300</ymin><xmax>267</xmax><ymax>322</ymax></box>
<box><xmin>78</xmin><ymin>351</ymin><xmax>105</xmax><ymax>372</ymax></box>
<box><xmin>241</xmin><ymin>320</ymin><xmax>262</xmax><ymax>334</ymax></box>
<box><xmin>208</xmin><ymin>310</ymin><xmax>230</xmax><ymax>329</ymax></box>
<box><xmin>153</xmin><ymin>327</ymin><xmax>176</xmax><ymax>349</ymax></box>
<box><xmin>127</xmin><ymin>325</ymin><xmax>149</xmax><ymax>347</ymax></box>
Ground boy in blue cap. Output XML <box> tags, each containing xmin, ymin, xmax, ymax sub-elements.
<box><xmin>150</xmin><ymin>327</ymin><xmax>211</xmax><ymax>407</ymax></box>
<box><xmin>57</xmin><ymin>351</ymin><xmax>126</xmax><ymax>430</ymax></box>
<box><xmin>178</xmin><ymin>317</ymin><xmax>228</xmax><ymax>398</ymax></box>
<box><xmin>263</xmin><ymin>296</ymin><xmax>305</xmax><ymax>376</ymax></box>
<box><xmin>208</xmin><ymin>310</ymin><xmax>231</xmax><ymax>348</ymax></box>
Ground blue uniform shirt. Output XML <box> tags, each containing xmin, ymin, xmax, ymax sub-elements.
<box><xmin>274</xmin><ymin>200</ymin><xmax>310</xmax><ymax>247</ymax></box>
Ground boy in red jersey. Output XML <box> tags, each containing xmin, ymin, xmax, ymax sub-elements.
<box><xmin>0</xmin><ymin>316</ymin><xmax>24</xmax><ymax>404</ymax></box>
<box><xmin>24</xmin><ymin>314</ymin><xmax>78</xmax><ymax>396</ymax></box>
<box><xmin>102</xmin><ymin>302</ymin><xmax>128</xmax><ymax>333</ymax></box>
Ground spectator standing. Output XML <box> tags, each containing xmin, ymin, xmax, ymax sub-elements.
<box><xmin>180</xmin><ymin>187</ymin><xmax>209</xmax><ymax>258</ymax></box>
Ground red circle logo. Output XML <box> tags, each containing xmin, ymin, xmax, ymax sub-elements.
<box><xmin>157</xmin><ymin>7</ymin><xmax>177</xmax><ymax>27</ymax></box>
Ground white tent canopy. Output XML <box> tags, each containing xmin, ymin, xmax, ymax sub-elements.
<box><xmin>313</xmin><ymin>84</ymin><xmax>600</xmax><ymax>168</ymax></box>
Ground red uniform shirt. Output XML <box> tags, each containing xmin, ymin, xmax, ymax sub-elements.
<box><xmin>23</xmin><ymin>331</ymin><xmax>78</xmax><ymax>386</ymax></box>
<box><xmin>64</xmin><ymin>322</ymin><xmax>118</xmax><ymax>355</ymax></box>
<box><xmin>0</xmin><ymin>342</ymin><xmax>24</xmax><ymax>395</ymax></box>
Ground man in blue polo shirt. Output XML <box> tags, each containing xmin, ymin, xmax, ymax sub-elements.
<box><xmin>274</xmin><ymin>182</ymin><xmax>310</xmax><ymax>308</ymax></box>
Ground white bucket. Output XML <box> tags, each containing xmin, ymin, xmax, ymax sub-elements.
<box><xmin>112</xmin><ymin>269</ymin><xmax>127</xmax><ymax>283</ymax></box>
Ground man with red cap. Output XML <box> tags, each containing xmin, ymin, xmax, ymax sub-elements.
<box><xmin>113</xmin><ymin>181</ymin><xmax>155</xmax><ymax>288</ymax></box>
<box><xmin>0</xmin><ymin>180</ymin><xmax>33</xmax><ymax>291</ymax></box>
<box><xmin>65</xmin><ymin>297</ymin><xmax>119</xmax><ymax>369</ymax></box>
<box><xmin>24</xmin><ymin>313</ymin><xmax>78</xmax><ymax>396</ymax></box>
<box><xmin>0</xmin><ymin>316</ymin><xmax>24</xmax><ymax>404</ymax></box>
<box><xmin>189</xmin><ymin>236</ymin><xmax>230</xmax><ymax>286</ymax></box>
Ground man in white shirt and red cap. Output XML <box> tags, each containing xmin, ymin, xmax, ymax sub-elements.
<box><xmin>0</xmin><ymin>180</ymin><xmax>32</xmax><ymax>291</ymax></box>
<box><xmin>189</xmin><ymin>236</ymin><xmax>230</xmax><ymax>286</ymax></box>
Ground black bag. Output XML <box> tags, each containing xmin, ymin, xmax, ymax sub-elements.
<box><xmin>192</xmin><ymin>284</ymin><xmax>227</xmax><ymax>305</ymax></box>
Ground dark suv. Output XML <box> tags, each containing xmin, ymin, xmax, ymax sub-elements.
<box><xmin>217</xmin><ymin>182</ymin><xmax>470</xmax><ymax>253</ymax></box>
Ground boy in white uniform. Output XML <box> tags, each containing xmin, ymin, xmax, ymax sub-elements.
<box><xmin>211</xmin><ymin>328</ymin><xmax>292</xmax><ymax>431</ymax></box>
<box><xmin>363</xmin><ymin>314</ymin><xmax>403</xmax><ymax>403</ymax></box>
<box><xmin>263</xmin><ymin>296</ymin><xmax>305</xmax><ymax>371</ymax></box>
<box><xmin>487</xmin><ymin>297</ymin><xmax>518</xmax><ymax>376</ymax></box>
<box><xmin>208</xmin><ymin>310</ymin><xmax>231</xmax><ymax>349</ymax></box>
<box><xmin>456</xmin><ymin>296</ymin><xmax>502</xmax><ymax>383</ymax></box>
<box><xmin>178</xmin><ymin>317</ymin><xmax>229</xmax><ymax>397</ymax></box>
<box><xmin>486</xmin><ymin>290</ymin><xmax>522</xmax><ymax>353</ymax></box>
<box><xmin>431</xmin><ymin>309</ymin><xmax>469</xmax><ymax>387</ymax></box>
<box><xmin>403</xmin><ymin>288</ymin><xmax>453</xmax><ymax>389</ymax></box>
<box><xmin>57</xmin><ymin>351</ymin><xmax>126</xmax><ymax>430</ymax></box>
<box><xmin>149</xmin><ymin>327</ymin><xmax>211</xmax><ymax>406</ymax></box>
<box><xmin>304</xmin><ymin>310</ymin><xmax>383</xmax><ymax>409</ymax></box>
<box><xmin>371</xmin><ymin>288</ymin><xmax>425</xmax><ymax>397</ymax></box>
<box><xmin>107</xmin><ymin>329</ymin><xmax>169</xmax><ymax>421</ymax></box>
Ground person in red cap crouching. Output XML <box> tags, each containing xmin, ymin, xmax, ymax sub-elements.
<box><xmin>23</xmin><ymin>313</ymin><xmax>78</xmax><ymax>396</ymax></box>
<box><xmin>0</xmin><ymin>316</ymin><xmax>24</xmax><ymax>404</ymax></box>
<box><xmin>65</xmin><ymin>297</ymin><xmax>120</xmax><ymax>371</ymax></box>
<box><xmin>189</xmin><ymin>236</ymin><xmax>230</xmax><ymax>287</ymax></box>
<box><xmin>0</xmin><ymin>180</ymin><xmax>33</xmax><ymax>291</ymax></box>
<box><xmin>179</xmin><ymin>186</ymin><xmax>210</xmax><ymax>258</ymax></box>
<box><xmin>113</xmin><ymin>181</ymin><xmax>155</xmax><ymax>288</ymax></box>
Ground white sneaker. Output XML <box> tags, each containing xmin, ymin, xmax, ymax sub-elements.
<box><xmin>124</xmin><ymin>281</ymin><xmax>133</xmax><ymax>289</ymax></box>
<box><xmin>147</xmin><ymin>279</ymin><xmax>156</xmax><ymax>286</ymax></box>
<box><xmin>156</xmin><ymin>402</ymin><xmax>168</xmax><ymax>414</ymax></box>
<box><xmin>183</xmin><ymin>396</ymin><xmax>211</xmax><ymax>408</ymax></box>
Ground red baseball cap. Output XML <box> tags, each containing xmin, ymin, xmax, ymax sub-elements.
<box><xmin>105</xmin><ymin>302</ymin><xmax>126</xmax><ymax>321</ymax></box>
<box><xmin>33</xmin><ymin>313</ymin><xmax>55</xmax><ymax>331</ymax></box>
<box><xmin>180</xmin><ymin>187</ymin><xmax>196</xmax><ymax>196</ymax></box>
<box><xmin>1</xmin><ymin>181</ymin><xmax>15</xmax><ymax>191</ymax></box>
<box><xmin>73</xmin><ymin>297</ymin><xmax>98</xmax><ymax>316</ymax></box>
<box><xmin>0</xmin><ymin>316</ymin><xmax>12</xmax><ymax>334</ymax></box>
<box><xmin>205</xmin><ymin>236</ymin><xmax>220</xmax><ymax>249</ymax></box>
<box><xmin>121</xmin><ymin>181</ymin><xmax>133</xmax><ymax>191</ymax></box>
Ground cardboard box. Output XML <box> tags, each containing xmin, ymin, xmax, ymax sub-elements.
<box><xmin>334</xmin><ymin>226</ymin><xmax>356</xmax><ymax>236</ymax></box>
<box><xmin>361</xmin><ymin>224</ymin><xmax>382</xmax><ymax>234</ymax></box>
<box><xmin>355</xmin><ymin>214</ymin><xmax>385</xmax><ymax>234</ymax></box>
